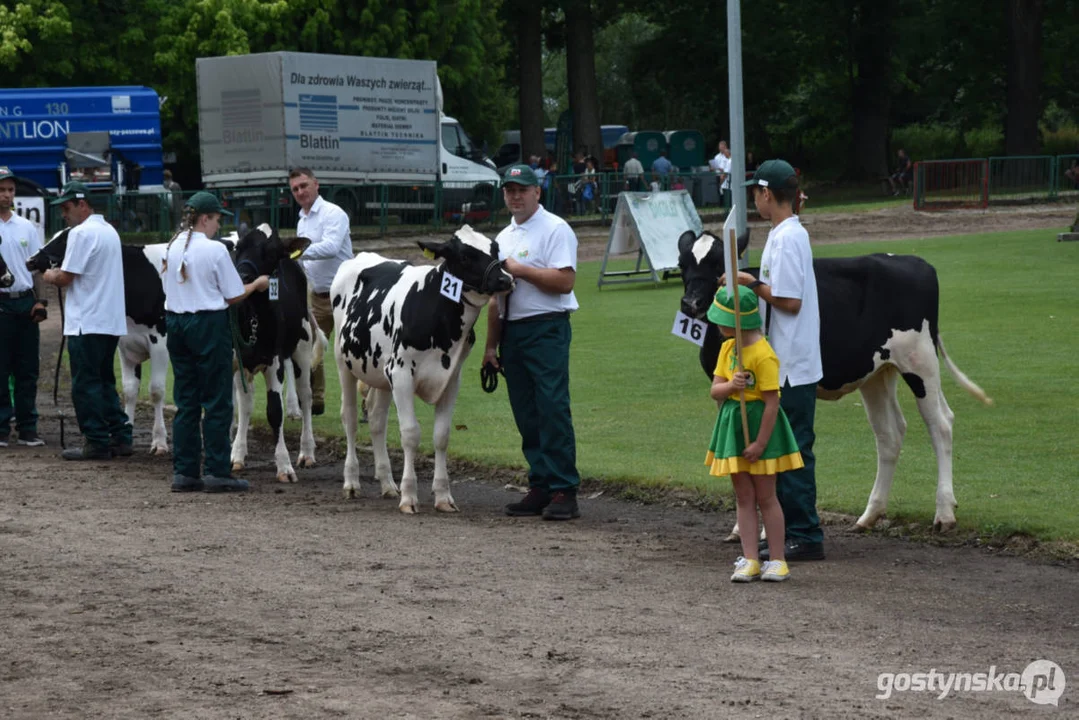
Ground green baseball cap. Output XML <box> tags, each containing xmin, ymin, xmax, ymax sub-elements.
<box><xmin>185</xmin><ymin>191</ymin><xmax>233</xmax><ymax>217</ymax></box>
<box><xmin>51</xmin><ymin>181</ymin><xmax>91</xmax><ymax>205</ymax></box>
<box><xmin>743</xmin><ymin>159</ymin><xmax>798</xmax><ymax>189</ymax></box>
<box><xmin>501</xmin><ymin>164</ymin><xmax>540</xmax><ymax>187</ymax></box>
<box><xmin>0</xmin><ymin>166</ymin><xmax>17</xmax><ymax>183</ymax></box>
<box><xmin>707</xmin><ymin>283</ymin><xmax>762</xmax><ymax>330</ymax></box>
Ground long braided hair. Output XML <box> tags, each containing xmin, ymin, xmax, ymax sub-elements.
<box><xmin>161</xmin><ymin>206</ymin><xmax>199</xmax><ymax>283</ymax></box>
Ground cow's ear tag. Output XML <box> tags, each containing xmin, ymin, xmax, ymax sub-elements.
<box><xmin>423</xmin><ymin>248</ymin><xmax>436</xmax><ymax>260</ymax></box>
<box><xmin>288</xmin><ymin>248</ymin><xmax>304</xmax><ymax>260</ymax></box>
<box><xmin>268</xmin><ymin>277</ymin><xmax>279</xmax><ymax>301</ymax></box>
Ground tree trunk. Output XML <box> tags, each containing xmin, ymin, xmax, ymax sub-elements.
<box><xmin>564</xmin><ymin>2</ymin><xmax>603</xmax><ymax>168</ymax></box>
<box><xmin>516</xmin><ymin>2</ymin><xmax>546</xmax><ymax>162</ymax></box>
<box><xmin>1004</xmin><ymin>0</ymin><xmax>1043</xmax><ymax>155</ymax></box>
<box><xmin>848</xmin><ymin>0</ymin><xmax>895</xmax><ymax>179</ymax></box>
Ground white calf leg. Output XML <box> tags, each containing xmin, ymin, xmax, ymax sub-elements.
<box><xmin>266</xmin><ymin>360</ymin><xmax>297</xmax><ymax>483</ymax></box>
<box><xmin>148</xmin><ymin>341</ymin><xmax>170</xmax><ymax>455</ymax></box>
<box><xmin>293</xmin><ymin>344</ymin><xmax>317</xmax><ymax>469</ymax></box>
<box><xmin>391</xmin><ymin>381</ymin><xmax>422</xmax><ymax>514</ymax></box>
<box><xmin>430</xmin><ymin>370</ymin><xmax>462</xmax><ymax>513</ymax></box>
<box><xmin>283</xmin><ymin>358</ymin><xmax>302</xmax><ymax>420</ymax></box>
<box><xmin>338</xmin><ymin>353</ymin><xmax>362</xmax><ymax>498</ymax></box>
<box><xmin>119</xmin><ymin>353</ymin><xmax>140</xmax><ymax>429</ymax></box>
<box><xmin>916</xmin><ymin>379</ymin><xmax>957</xmax><ymax>532</ymax></box>
<box><xmin>230</xmin><ymin>370</ymin><xmax>255</xmax><ymax>472</ymax></box>
<box><xmin>855</xmin><ymin>369</ymin><xmax>907</xmax><ymax>530</ymax></box>
<box><xmin>366</xmin><ymin>387</ymin><xmax>398</xmax><ymax>500</ymax></box>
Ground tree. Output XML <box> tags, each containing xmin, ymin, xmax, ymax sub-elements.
<box><xmin>508</xmin><ymin>1</ymin><xmax>547</xmax><ymax>161</ymax></box>
<box><xmin>0</xmin><ymin>0</ymin><xmax>71</xmax><ymax>68</ymax></box>
<box><xmin>1004</xmin><ymin>0</ymin><xmax>1043</xmax><ymax>154</ymax></box>
<box><xmin>563</xmin><ymin>2</ymin><xmax>603</xmax><ymax>166</ymax></box>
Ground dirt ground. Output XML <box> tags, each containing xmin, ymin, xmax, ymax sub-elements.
<box><xmin>2</xmin><ymin>203</ymin><xmax>1076</xmax><ymax>719</ymax></box>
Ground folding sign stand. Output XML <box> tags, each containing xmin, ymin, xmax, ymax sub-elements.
<box><xmin>597</xmin><ymin>190</ymin><xmax>704</xmax><ymax>288</ymax></box>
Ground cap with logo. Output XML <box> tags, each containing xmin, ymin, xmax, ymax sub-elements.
<box><xmin>50</xmin><ymin>181</ymin><xmax>91</xmax><ymax>205</ymax></box>
<box><xmin>743</xmin><ymin>159</ymin><xmax>798</xmax><ymax>189</ymax></box>
<box><xmin>0</xmin><ymin>166</ymin><xmax>17</xmax><ymax>183</ymax></box>
<box><xmin>184</xmin><ymin>191</ymin><xmax>233</xmax><ymax>217</ymax></box>
<box><xmin>501</xmin><ymin>164</ymin><xmax>541</xmax><ymax>187</ymax></box>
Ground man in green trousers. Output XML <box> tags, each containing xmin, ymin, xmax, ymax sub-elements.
<box><xmin>42</xmin><ymin>182</ymin><xmax>132</xmax><ymax>460</ymax></box>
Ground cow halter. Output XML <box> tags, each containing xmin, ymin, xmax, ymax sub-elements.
<box><xmin>460</xmin><ymin>258</ymin><xmax>508</xmax><ymax>301</ymax></box>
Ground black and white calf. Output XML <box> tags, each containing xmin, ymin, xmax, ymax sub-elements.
<box><xmin>331</xmin><ymin>225</ymin><xmax>513</xmax><ymax>512</ymax></box>
<box><xmin>677</xmin><ymin>230</ymin><xmax>992</xmax><ymax>534</ymax></box>
<box><xmin>28</xmin><ymin>228</ymin><xmax>171</xmax><ymax>454</ymax></box>
<box><xmin>0</xmin><ymin>240</ymin><xmax>13</xmax><ymax>288</ymax></box>
<box><xmin>229</xmin><ymin>223</ymin><xmax>325</xmax><ymax>482</ymax></box>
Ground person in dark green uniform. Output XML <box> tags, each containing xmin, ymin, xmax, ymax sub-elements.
<box><xmin>162</xmin><ymin>192</ymin><xmax>268</xmax><ymax>492</ymax></box>
<box><xmin>0</xmin><ymin>167</ymin><xmax>48</xmax><ymax>448</ymax></box>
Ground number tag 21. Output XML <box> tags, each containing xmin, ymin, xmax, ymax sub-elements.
<box><xmin>440</xmin><ymin>272</ymin><xmax>463</xmax><ymax>303</ymax></box>
<box><xmin>671</xmin><ymin>311</ymin><xmax>706</xmax><ymax>347</ymax></box>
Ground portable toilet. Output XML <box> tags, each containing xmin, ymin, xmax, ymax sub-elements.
<box><xmin>617</xmin><ymin>131</ymin><xmax>667</xmax><ymax>171</ymax></box>
<box><xmin>664</xmin><ymin>130</ymin><xmax>705</xmax><ymax>171</ymax></box>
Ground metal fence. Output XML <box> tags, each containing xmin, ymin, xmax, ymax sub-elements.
<box><xmin>914</xmin><ymin>159</ymin><xmax>989</xmax><ymax>210</ymax></box>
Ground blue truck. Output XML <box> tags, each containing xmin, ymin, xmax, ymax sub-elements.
<box><xmin>0</xmin><ymin>85</ymin><xmax>164</xmax><ymax>193</ymax></box>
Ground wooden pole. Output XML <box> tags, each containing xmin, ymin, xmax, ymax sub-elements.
<box><xmin>728</xmin><ymin>227</ymin><xmax>751</xmax><ymax>447</ymax></box>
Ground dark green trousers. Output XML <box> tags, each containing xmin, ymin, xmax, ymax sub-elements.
<box><xmin>0</xmin><ymin>295</ymin><xmax>39</xmax><ymax>437</ymax></box>
<box><xmin>166</xmin><ymin>311</ymin><xmax>233</xmax><ymax>479</ymax></box>
<box><xmin>67</xmin><ymin>333</ymin><xmax>132</xmax><ymax>449</ymax></box>
<box><xmin>779</xmin><ymin>381</ymin><xmax>823</xmax><ymax>544</ymax></box>
<box><xmin>501</xmin><ymin>313</ymin><xmax>580</xmax><ymax>491</ymax></box>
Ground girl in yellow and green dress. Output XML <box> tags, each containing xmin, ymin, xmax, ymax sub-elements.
<box><xmin>705</xmin><ymin>284</ymin><xmax>803</xmax><ymax>583</ymax></box>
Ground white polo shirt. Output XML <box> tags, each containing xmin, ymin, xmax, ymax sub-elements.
<box><xmin>163</xmin><ymin>231</ymin><xmax>246</xmax><ymax>313</ymax></box>
<box><xmin>60</xmin><ymin>214</ymin><xmax>127</xmax><ymax>337</ymax></box>
<box><xmin>718</xmin><ymin>154</ymin><xmax>732</xmax><ymax>190</ymax></box>
<box><xmin>298</xmin><ymin>196</ymin><xmax>352</xmax><ymax>293</ymax></box>
<box><xmin>758</xmin><ymin>215</ymin><xmax>822</xmax><ymax>387</ymax></box>
<box><xmin>495</xmin><ymin>204</ymin><xmax>579</xmax><ymax>320</ymax></box>
<box><xmin>0</xmin><ymin>211</ymin><xmax>41</xmax><ymax>294</ymax></box>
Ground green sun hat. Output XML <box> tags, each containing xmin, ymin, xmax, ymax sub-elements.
<box><xmin>743</xmin><ymin>159</ymin><xmax>797</xmax><ymax>189</ymax></box>
<box><xmin>185</xmin><ymin>191</ymin><xmax>233</xmax><ymax>217</ymax></box>
<box><xmin>50</xmin><ymin>181</ymin><xmax>91</xmax><ymax>205</ymax></box>
<box><xmin>501</xmin><ymin>164</ymin><xmax>540</xmax><ymax>187</ymax></box>
<box><xmin>707</xmin><ymin>283</ymin><xmax>762</xmax><ymax>330</ymax></box>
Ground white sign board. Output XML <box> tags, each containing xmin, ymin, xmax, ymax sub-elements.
<box><xmin>14</xmin><ymin>197</ymin><xmax>46</xmax><ymax>245</ymax></box>
<box><xmin>598</xmin><ymin>190</ymin><xmax>704</xmax><ymax>287</ymax></box>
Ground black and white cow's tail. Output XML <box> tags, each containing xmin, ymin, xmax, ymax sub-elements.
<box><xmin>936</xmin><ymin>334</ymin><xmax>993</xmax><ymax>406</ymax></box>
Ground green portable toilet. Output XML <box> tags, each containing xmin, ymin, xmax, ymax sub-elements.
<box><xmin>618</xmin><ymin>131</ymin><xmax>667</xmax><ymax>171</ymax></box>
<box><xmin>664</xmin><ymin>130</ymin><xmax>705</xmax><ymax>170</ymax></box>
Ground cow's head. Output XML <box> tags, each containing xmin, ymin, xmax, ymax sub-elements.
<box><xmin>232</xmin><ymin>223</ymin><xmax>311</xmax><ymax>282</ymax></box>
<box><xmin>418</xmin><ymin>225</ymin><xmax>513</xmax><ymax>296</ymax></box>
<box><xmin>26</xmin><ymin>227</ymin><xmax>72</xmax><ymax>275</ymax></box>
<box><xmin>677</xmin><ymin>229</ymin><xmax>751</xmax><ymax>319</ymax></box>
<box><xmin>0</xmin><ymin>238</ymin><xmax>12</xmax><ymax>289</ymax></box>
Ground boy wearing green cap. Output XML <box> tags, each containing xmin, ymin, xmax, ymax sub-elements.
<box><xmin>43</xmin><ymin>182</ymin><xmax>133</xmax><ymax>461</ymax></box>
<box><xmin>162</xmin><ymin>192</ymin><xmax>269</xmax><ymax>493</ymax></box>
<box><xmin>734</xmin><ymin>160</ymin><xmax>825</xmax><ymax>562</ymax></box>
<box><xmin>706</xmin><ymin>284</ymin><xmax>803</xmax><ymax>582</ymax></box>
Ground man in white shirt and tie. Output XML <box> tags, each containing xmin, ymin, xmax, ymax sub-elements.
<box><xmin>289</xmin><ymin>168</ymin><xmax>353</xmax><ymax>415</ymax></box>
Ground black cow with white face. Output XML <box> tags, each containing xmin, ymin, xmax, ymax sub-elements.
<box><xmin>28</xmin><ymin>227</ymin><xmax>171</xmax><ymax>454</ymax></box>
<box><xmin>677</xmin><ymin>230</ymin><xmax>992</xmax><ymax>534</ymax></box>
<box><xmin>331</xmin><ymin>224</ymin><xmax>514</xmax><ymax>513</ymax></box>
<box><xmin>229</xmin><ymin>223</ymin><xmax>325</xmax><ymax>482</ymax></box>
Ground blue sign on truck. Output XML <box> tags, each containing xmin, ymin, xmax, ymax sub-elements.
<box><xmin>0</xmin><ymin>85</ymin><xmax>164</xmax><ymax>192</ymax></box>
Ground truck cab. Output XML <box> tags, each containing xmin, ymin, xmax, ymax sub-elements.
<box><xmin>439</xmin><ymin>115</ymin><xmax>499</xmax><ymax>218</ymax></box>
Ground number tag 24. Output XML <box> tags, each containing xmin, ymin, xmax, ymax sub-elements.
<box><xmin>671</xmin><ymin>310</ymin><xmax>706</xmax><ymax>347</ymax></box>
<box><xmin>440</xmin><ymin>272</ymin><xmax>463</xmax><ymax>303</ymax></box>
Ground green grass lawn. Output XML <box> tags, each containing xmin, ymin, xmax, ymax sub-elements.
<box><xmin>120</xmin><ymin>226</ymin><xmax>1079</xmax><ymax>541</ymax></box>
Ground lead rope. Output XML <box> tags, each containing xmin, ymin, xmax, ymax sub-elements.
<box><xmin>229</xmin><ymin>304</ymin><xmax>258</xmax><ymax>393</ymax></box>
<box><xmin>53</xmin><ymin>284</ymin><xmax>66</xmax><ymax>449</ymax></box>
<box><xmin>481</xmin><ymin>289</ymin><xmax>509</xmax><ymax>393</ymax></box>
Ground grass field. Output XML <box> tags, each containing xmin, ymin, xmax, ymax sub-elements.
<box><xmin>121</xmin><ymin>225</ymin><xmax>1078</xmax><ymax>541</ymax></box>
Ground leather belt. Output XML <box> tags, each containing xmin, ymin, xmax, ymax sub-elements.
<box><xmin>313</xmin><ymin>291</ymin><xmax>331</xmax><ymax>299</ymax></box>
<box><xmin>0</xmin><ymin>290</ymin><xmax>34</xmax><ymax>300</ymax></box>
<box><xmin>507</xmin><ymin>311</ymin><xmax>569</xmax><ymax>324</ymax></box>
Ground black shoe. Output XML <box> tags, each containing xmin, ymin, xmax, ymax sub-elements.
<box><xmin>760</xmin><ymin>539</ymin><xmax>825</xmax><ymax>562</ymax></box>
<box><xmin>17</xmin><ymin>431</ymin><xmax>46</xmax><ymax>447</ymax></box>
<box><xmin>505</xmin><ymin>487</ymin><xmax>551</xmax><ymax>516</ymax></box>
<box><xmin>110</xmin><ymin>439</ymin><xmax>134</xmax><ymax>457</ymax></box>
<box><xmin>62</xmin><ymin>445</ymin><xmax>112</xmax><ymax>461</ymax></box>
<box><xmin>203</xmin><ymin>475</ymin><xmax>249</xmax><ymax>493</ymax></box>
<box><xmin>312</xmin><ymin>401</ymin><xmax>325</xmax><ymax>416</ymax></box>
<box><xmin>542</xmin><ymin>489</ymin><xmax>580</xmax><ymax>521</ymax></box>
<box><xmin>171</xmin><ymin>475</ymin><xmax>204</xmax><ymax>492</ymax></box>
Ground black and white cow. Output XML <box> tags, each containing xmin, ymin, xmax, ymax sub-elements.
<box><xmin>0</xmin><ymin>240</ymin><xmax>13</xmax><ymax>288</ymax></box>
<box><xmin>229</xmin><ymin>223</ymin><xmax>325</xmax><ymax>482</ymax></box>
<box><xmin>677</xmin><ymin>230</ymin><xmax>992</xmax><ymax>534</ymax></box>
<box><xmin>331</xmin><ymin>225</ymin><xmax>514</xmax><ymax>513</ymax></box>
<box><xmin>28</xmin><ymin>228</ymin><xmax>171</xmax><ymax>454</ymax></box>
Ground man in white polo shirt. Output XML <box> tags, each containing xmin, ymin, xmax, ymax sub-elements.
<box><xmin>289</xmin><ymin>167</ymin><xmax>353</xmax><ymax>415</ymax></box>
<box><xmin>484</xmin><ymin>164</ymin><xmax>581</xmax><ymax>521</ymax></box>
<box><xmin>42</xmin><ymin>181</ymin><xmax>132</xmax><ymax>461</ymax></box>
<box><xmin>0</xmin><ymin>167</ymin><xmax>48</xmax><ymax>448</ymax></box>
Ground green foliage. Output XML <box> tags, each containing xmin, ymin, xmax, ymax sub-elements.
<box><xmin>962</xmin><ymin>126</ymin><xmax>1005</xmax><ymax>158</ymax></box>
<box><xmin>1041</xmin><ymin>126</ymin><xmax>1079</xmax><ymax>156</ymax></box>
<box><xmin>891</xmin><ymin>123</ymin><xmax>963</xmax><ymax>161</ymax></box>
<box><xmin>0</xmin><ymin>0</ymin><xmax>71</xmax><ymax>66</ymax></box>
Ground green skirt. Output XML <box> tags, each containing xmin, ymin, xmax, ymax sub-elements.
<box><xmin>704</xmin><ymin>398</ymin><xmax>804</xmax><ymax>477</ymax></box>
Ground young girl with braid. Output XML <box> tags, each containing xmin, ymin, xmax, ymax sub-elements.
<box><xmin>161</xmin><ymin>192</ymin><xmax>269</xmax><ymax>493</ymax></box>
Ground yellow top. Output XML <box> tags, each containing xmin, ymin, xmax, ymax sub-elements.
<box><xmin>713</xmin><ymin>337</ymin><xmax>782</xmax><ymax>402</ymax></box>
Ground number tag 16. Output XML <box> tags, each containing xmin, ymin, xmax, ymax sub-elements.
<box><xmin>440</xmin><ymin>271</ymin><xmax>463</xmax><ymax>303</ymax></box>
<box><xmin>671</xmin><ymin>310</ymin><xmax>706</xmax><ymax>347</ymax></box>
